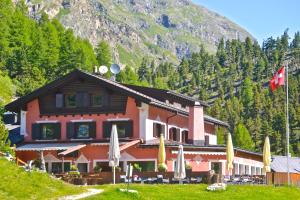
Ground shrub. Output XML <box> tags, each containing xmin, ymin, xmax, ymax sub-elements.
<box><xmin>133</xmin><ymin>163</ymin><xmax>142</xmax><ymax>172</ymax></box>
<box><xmin>185</xmin><ymin>163</ymin><xmax>192</xmax><ymax>170</ymax></box>
<box><xmin>70</xmin><ymin>164</ymin><xmax>78</xmax><ymax>171</ymax></box>
<box><xmin>93</xmin><ymin>165</ymin><xmax>102</xmax><ymax>173</ymax></box>
<box><xmin>158</xmin><ymin>163</ymin><xmax>167</xmax><ymax>172</ymax></box>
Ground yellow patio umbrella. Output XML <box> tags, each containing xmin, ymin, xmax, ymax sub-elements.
<box><xmin>263</xmin><ymin>136</ymin><xmax>271</xmax><ymax>173</ymax></box>
<box><xmin>158</xmin><ymin>134</ymin><xmax>167</xmax><ymax>169</ymax></box>
<box><xmin>226</xmin><ymin>133</ymin><xmax>234</xmax><ymax>174</ymax></box>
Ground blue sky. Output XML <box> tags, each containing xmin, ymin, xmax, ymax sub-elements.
<box><xmin>192</xmin><ymin>0</ymin><xmax>300</xmax><ymax>45</ymax></box>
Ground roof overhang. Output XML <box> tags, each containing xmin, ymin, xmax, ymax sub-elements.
<box><xmin>171</xmin><ymin>150</ymin><xmax>226</xmax><ymax>155</ymax></box>
<box><xmin>58</xmin><ymin>144</ymin><xmax>86</xmax><ymax>156</ymax></box>
<box><xmin>16</xmin><ymin>143</ymin><xmax>84</xmax><ymax>151</ymax></box>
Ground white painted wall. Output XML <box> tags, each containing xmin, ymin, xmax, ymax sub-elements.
<box><xmin>20</xmin><ymin>110</ymin><xmax>27</xmax><ymax>136</ymax></box>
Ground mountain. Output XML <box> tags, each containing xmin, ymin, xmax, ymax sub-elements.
<box><xmin>26</xmin><ymin>0</ymin><xmax>254</xmax><ymax>67</ymax></box>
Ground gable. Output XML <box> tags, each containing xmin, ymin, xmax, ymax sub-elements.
<box><xmin>38</xmin><ymin>76</ymin><xmax>128</xmax><ymax>115</ymax></box>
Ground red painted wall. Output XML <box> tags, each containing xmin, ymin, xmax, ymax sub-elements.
<box><xmin>25</xmin><ymin>97</ymin><xmax>140</xmax><ymax>141</ymax></box>
<box><xmin>148</xmin><ymin>106</ymin><xmax>188</xmax><ymax>128</ymax></box>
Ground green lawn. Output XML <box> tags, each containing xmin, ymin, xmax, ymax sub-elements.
<box><xmin>0</xmin><ymin>158</ymin><xmax>86</xmax><ymax>200</ymax></box>
<box><xmin>85</xmin><ymin>184</ymin><xmax>300</xmax><ymax>200</ymax></box>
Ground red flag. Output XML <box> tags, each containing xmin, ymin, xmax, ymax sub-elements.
<box><xmin>270</xmin><ymin>66</ymin><xmax>285</xmax><ymax>91</ymax></box>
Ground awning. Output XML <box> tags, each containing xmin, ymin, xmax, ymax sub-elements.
<box><xmin>16</xmin><ymin>143</ymin><xmax>83</xmax><ymax>151</ymax></box>
<box><xmin>171</xmin><ymin>150</ymin><xmax>226</xmax><ymax>156</ymax></box>
<box><xmin>119</xmin><ymin>140</ymin><xmax>141</xmax><ymax>152</ymax></box>
<box><xmin>58</xmin><ymin>144</ymin><xmax>86</xmax><ymax>156</ymax></box>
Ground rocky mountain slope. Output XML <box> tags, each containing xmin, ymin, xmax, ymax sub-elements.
<box><xmin>26</xmin><ymin>0</ymin><xmax>254</xmax><ymax>67</ymax></box>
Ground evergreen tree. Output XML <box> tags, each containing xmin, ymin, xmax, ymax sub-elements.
<box><xmin>234</xmin><ymin>123</ymin><xmax>255</xmax><ymax>151</ymax></box>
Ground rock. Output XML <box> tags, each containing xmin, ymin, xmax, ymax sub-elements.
<box><xmin>24</xmin><ymin>0</ymin><xmax>255</xmax><ymax>67</ymax></box>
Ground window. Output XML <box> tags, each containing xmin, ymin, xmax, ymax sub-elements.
<box><xmin>65</xmin><ymin>93</ymin><xmax>76</xmax><ymax>107</ymax></box>
<box><xmin>32</xmin><ymin>123</ymin><xmax>61</xmax><ymax>140</ymax></box>
<box><xmin>211</xmin><ymin>162</ymin><xmax>221</xmax><ymax>174</ymax></box>
<box><xmin>77</xmin><ymin>163</ymin><xmax>88</xmax><ymax>173</ymax></box>
<box><xmin>41</xmin><ymin>124</ymin><xmax>55</xmax><ymax>140</ymax></box>
<box><xmin>153</xmin><ymin>123</ymin><xmax>165</xmax><ymax>138</ymax></box>
<box><xmin>103</xmin><ymin>121</ymin><xmax>133</xmax><ymax>138</ymax></box>
<box><xmin>128</xmin><ymin>161</ymin><xmax>155</xmax><ymax>172</ymax></box>
<box><xmin>182</xmin><ymin>130</ymin><xmax>189</xmax><ymax>143</ymax></box>
<box><xmin>205</xmin><ymin>135</ymin><xmax>209</xmax><ymax>145</ymax></box>
<box><xmin>52</xmin><ymin>162</ymin><xmax>62</xmax><ymax>173</ymax></box>
<box><xmin>67</xmin><ymin>122</ymin><xmax>96</xmax><ymax>139</ymax></box>
<box><xmin>75</xmin><ymin>123</ymin><xmax>90</xmax><ymax>138</ymax></box>
<box><xmin>95</xmin><ymin>161</ymin><xmax>124</xmax><ymax>172</ymax></box>
<box><xmin>92</xmin><ymin>94</ymin><xmax>103</xmax><ymax>107</ymax></box>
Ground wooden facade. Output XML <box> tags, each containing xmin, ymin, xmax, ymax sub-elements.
<box><xmin>38</xmin><ymin>77</ymin><xmax>128</xmax><ymax>116</ymax></box>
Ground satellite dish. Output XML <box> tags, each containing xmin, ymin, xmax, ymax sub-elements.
<box><xmin>110</xmin><ymin>64</ymin><xmax>121</xmax><ymax>75</ymax></box>
<box><xmin>99</xmin><ymin>65</ymin><xmax>108</xmax><ymax>75</ymax></box>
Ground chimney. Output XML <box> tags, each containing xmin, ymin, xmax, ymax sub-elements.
<box><xmin>188</xmin><ymin>102</ymin><xmax>205</xmax><ymax>145</ymax></box>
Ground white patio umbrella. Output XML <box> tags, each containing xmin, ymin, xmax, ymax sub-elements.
<box><xmin>40</xmin><ymin>150</ymin><xmax>46</xmax><ymax>172</ymax></box>
<box><xmin>174</xmin><ymin>145</ymin><xmax>186</xmax><ymax>184</ymax></box>
<box><xmin>108</xmin><ymin>124</ymin><xmax>121</xmax><ymax>184</ymax></box>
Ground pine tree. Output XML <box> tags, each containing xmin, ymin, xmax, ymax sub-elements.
<box><xmin>233</xmin><ymin>123</ymin><xmax>255</xmax><ymax>151</ymax></box>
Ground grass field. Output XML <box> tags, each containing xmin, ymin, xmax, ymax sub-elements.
<box><xmin>0</xmin><ymin>158</ymin><xmax>86</xmax><ymax>200</ymax></box>
<box><xmin>84</xmin><ymin>184</ymin><xmax>300</xmax><ymax>200</ymax></box>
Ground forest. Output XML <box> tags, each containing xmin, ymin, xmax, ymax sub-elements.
<box><xmin>0</xmin><ymin>0</ymin><xmax>299</xmax><ymax>156</ymax></box>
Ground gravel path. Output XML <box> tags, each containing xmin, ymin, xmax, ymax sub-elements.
<box><xmin>58</xmin><ymin>188</ymin><xmax>103</xmax><ymax>200</ymax></box>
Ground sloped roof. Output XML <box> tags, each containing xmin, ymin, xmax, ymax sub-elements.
<box><xmin>124</xmin><ymin>84</ymin><xmax>208</xmax><ymax>107</ymax></box>
<box><xmin>271</xmin><ymin>156</ymin><xmax>300</xmax><ymax>173</ymax></box>
<box><xmin>5</xmin><ymin>69</ymin><xmax>228</xmax><ymax>127</ymax></box>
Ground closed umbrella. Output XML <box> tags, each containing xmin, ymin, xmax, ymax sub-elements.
<box><xmin>226</xmin><ymin>133</ymin><xmax>234</xmax><ymax>175</ymax></box>
<box><xmin>40</xmin><ymin>150</ymin><xmax>46</xmax><ymax>172</ymax></box>
<box><xmin>174</xmin><ymin>145</ymin><xmax>186</xmax><ymax>183</ymax></box>
<box><xmin>263</xmin><ymin>136</ymin><xmax>271</xmax><ymax>173</ymax></box>
<box><xmin>108</xmin><ymin>124</ymin><xmax>121</xmax><ymax>184</ymax></box>
<box><xmin>158</xmin><ymin>134</ymin><xmax>167</xmax><ymax>169</ymax></box>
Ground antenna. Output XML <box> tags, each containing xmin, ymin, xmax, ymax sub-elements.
<box><xmin>99</xmin><ymin>65</ymin><xmax>108</xmax><ymax>75</ymax></box>
<box><xmin>110</xmin><ymin>63</ymin><xmax>121</xmax><ymax>81</ymax></box>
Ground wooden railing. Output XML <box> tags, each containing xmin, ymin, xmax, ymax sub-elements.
<box><xmin>266</xmin><ymin>172</ymin><xmax>300</xmax><ymax>186</ymax></box>
<box><xmin>0</xmin><ymin>151</ymin><xmax>28</xmax><ymax>167</ymax></box>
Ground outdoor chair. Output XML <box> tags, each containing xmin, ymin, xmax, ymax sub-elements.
<box><xmin>133</xmin><ymin>175</ymin><xmax>142</xmax><ymax>183</ymax></box>
<box><xmin>171</xmin><ymin>177</ymin><xmax>189</xmax><ymax>184</ymax></box>
<box><xmin>143</xmin><ymin>177</ymin><xmax>157</xmax><ymax>184</ymax></box>
<box><xmin>157</xmin><ymin>175</ymin><xmax>170</xmax><ymax>184</ymax></box>
<box><xmin>232</xmin><ymin>176</ymin><xmax>242</xmax><ymax>184</ymax></box>
<box><xmin>120</xmin><ymin>175</ymin><xmax>131</xmax><ymax>183</ymax></box>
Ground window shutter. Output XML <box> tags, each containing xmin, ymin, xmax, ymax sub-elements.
<box><xmin>161</xmin><ymin>124</ymin><xmax>166</xmax><ymax>137</ymax></box>
<box><xmin>176</xmin><ymin>128</ymin><xmax>180</xmax><ymax>142</ymax></box>
<box><xmin>89</xmin><ymin>121</ymin><xmax>96</xmax><ymax>138</ymax></box>
<box><xmin>125</xmin><ymin>120</ymin><xmax>133</xmax><ymax>138</ymax></box>
<box><xmin>67</xmin><ymin>122</ymin><xmax>75</xmax><ymax>139</ymax></box>
<box><xmin>103</xmin><ymin>121</ymin><xmax>112</xmax><ymax>138</ymax></box>
<box><xmin>54</xmin><ymin>123</ymin><xmax>61</xmax><ymax>139</ymax></box>
<box><xmin>55</xmin><ymin>94</ymin><xmax>64</xmax><ymax>108</ymax></box>
<box><xmin>32</xmin><ymin>123</ymin><xmax>40</xmax><ymax>140</ymax></box>
<box><xmin>83</xmin><ymin>93</ymin><xmax>90</xmax><ymax>107</ymax></box>
<box><xmin>153</xmin><ymin>123</ymin><xmax>158</xmax><ymax>137</ymax></box>
<box><xmin>76</xmin><ymin>92</ymin><xmax>84</xmax><ymax>107</ymax></box>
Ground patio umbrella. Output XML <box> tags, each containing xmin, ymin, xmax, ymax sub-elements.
<box><xmin>174</xmin><ymin>145</ymin><xmax>186</xmax><ymax>183</ymax></box>
<box><xmin>108</xmin><ymin>124</ymin><xmax>121</xmax><ymax>184</ymax></box>
<box><xmin>158</xmin><ymin>134</ymin><xmax>167</xmax><ymax>169</ymax></box>
<box><xmin>263</xmin><ymin>136</ymin><xmax>271</xmax><ymax>173</ymax></box>
<box><xmin>40</xmin><ymin>150</ymin><xmax>46</xmax><ymax>172</ymax></box>
<box><xmin>226</xmin><ymin>133</ymin><xmax>234</xmax><ymax>175</ymax></box>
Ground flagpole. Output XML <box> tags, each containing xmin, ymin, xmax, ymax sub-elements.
<box><xmin>285</xmin><ymin>63</ymin><xmax>290</xmax><ymax>186</ymax></box>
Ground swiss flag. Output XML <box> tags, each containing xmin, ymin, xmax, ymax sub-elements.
<box><xmin>270</xmin><ymin>66</ymin><xmax>285</xmax><ymax>91</ymax></box>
